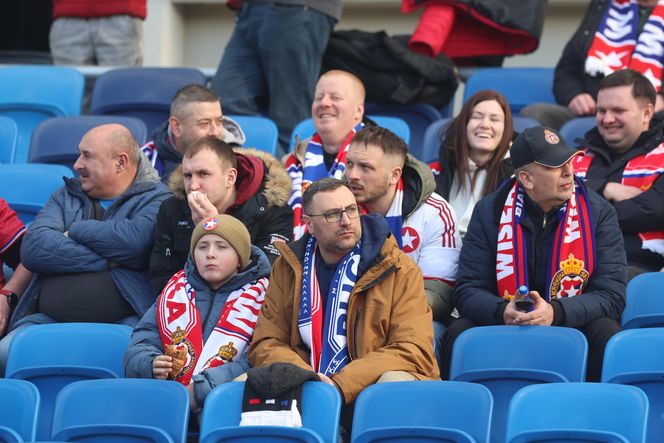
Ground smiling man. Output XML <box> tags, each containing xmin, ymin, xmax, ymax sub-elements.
<box><xmin>284</xmin><ymin>70</ymin><xmax>366</xmax><ymax>239</ymax></box>
<box><xmin>445</xmin><ymin>126</ymin><xmax>626</xmax><ymax>382</ymax></box>
<box><xmin>573</xmin><ymin>69</ymin><xmax>664</xmax><ymax>278</ymax></box>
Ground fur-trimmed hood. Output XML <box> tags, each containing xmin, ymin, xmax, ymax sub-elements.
<box><xmin>168</xmin><ymin>147</ymin><xmax>292</xmax><ymax>208</ymax></box>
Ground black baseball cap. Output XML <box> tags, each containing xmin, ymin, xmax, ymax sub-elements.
<box><xmin>510</xmin><ymin>126</ymin><xmax>583</xmax><ymax>169</ymax></box>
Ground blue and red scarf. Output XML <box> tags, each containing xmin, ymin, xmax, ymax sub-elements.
<box><xmin>297</xmin><ymin>236</ymin><xmax>361</xmax><ymax>376</ymax></box>
<box><xmin>496</xmin><ymin>178</ymin><xmax>595</xmax><ymax>301</ymax></box>
<box><xmin>586</xmin><ymin>0</ymin><xmax>664</xmax><ymax>91</ymax></box>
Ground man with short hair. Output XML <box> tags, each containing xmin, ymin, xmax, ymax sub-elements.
<box><xmin>141</xmin><ymin>84</ymin><xmax>247</xmax><ymax>182</ymax></box>
<box><xmin>345</xmin><ymin>126</ymin><xmax>460</xmax><ymax>324</ymax></box>
<box><xmin>250</xmin><ymin>177</ymin><xmax>438</xmax><ymax>409</ymax></box>
<box><xmin>150</xmin><ymin>136</ymin><xmax>293</xmax><ymax>294</ymax></box>
<box><xmin>284</xmin><ymin>70</ymin><xmax>366</xmax><ymax>239</ymax></box>
<box><xmin>0</xmin><ymin>124</ymin><xmax>171</xmax><ymax>374</ymax></box>
<box><xmin>573</xmin><ymin>69</ymin><xmax>664</xmax><ymax>278</ymax></box>
<box><xmin>446</xmin><ymin>126</ymin><xmax>626</xmax><ymax>382</ymax></box>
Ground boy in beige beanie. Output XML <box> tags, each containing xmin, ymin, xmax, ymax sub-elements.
<box><xmin>125</xmin><ymin>215</ymin><xmax>271</xmax><ymax>412</ymax></box>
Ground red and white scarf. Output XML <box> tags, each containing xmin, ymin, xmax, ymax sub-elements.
<box><xmin>285</xmin><ymin>123</ymin><xmax>364</xmax><ymax>240</ymax></box>
<box><xmin>585</xmin><ymin>0</ymin><xmax>664</xmax><ymax>91</ymax></box>
<box><xmin>496</xmin><ymin>179</ymin><xmax>595</xmax><ymax>301</ymax></box>
<box><xmin>574</xmin><ymin>145</ymin><xmax>664</xmax><ymax>255</ymax></box>
<box><xmin>157</xmin><ymin>270</ymin><xmax>268</xmax><ymax>386</ymax></box>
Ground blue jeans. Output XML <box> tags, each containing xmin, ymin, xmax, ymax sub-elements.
<box><xmin>433</xmin><ymin>320</ymin><xmax>445</xmax><ymax>377</ymax></box>
<box><xmin>211</xmin><ymin>2</ymin><xmax>335</xmax><ymax>155</ymax></box>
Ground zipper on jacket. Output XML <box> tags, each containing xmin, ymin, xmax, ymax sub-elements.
<box><xmin>350</xmin><ymin>308</ymin><xmax>361</xmax><ymax>360</ymax></box>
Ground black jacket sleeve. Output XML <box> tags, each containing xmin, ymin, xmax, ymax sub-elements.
<box><xmin>249</xmin><ymin>204</ymin><xmax>294</xmax><ymax>265</ymax></box>
<box><xmin>149</xmin><ymin>200</ymin><xmax>189</xmax><ymax>295</ymax></box>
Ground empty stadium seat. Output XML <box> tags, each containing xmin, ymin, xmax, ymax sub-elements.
<box><xmin>29</xmin><ymin>115</ymin><xmax>148</xmax><ymax>171</ymax></box>
<box><xmin>5</xmin><ymin>323</ymin><xmax>132</xmax><ymax>440</ymax></box>
<box><xmin>506</xmin><ymin>383</ymin><xmax>648</xmax><ymax>443</ymax></box>
<box><xmin>0</xmin><ymin>116</ymin><xmax>18</xmax><ymax>164</ymax></box>
<box><xmin>622</xmin><ymin>272</ymin><xmax>664</xmax><ymax>329</ymax></box>
<box><xmin>289</xmin><ymin>116</ymin><xmax>411</xmax><ymax>152</ymax></box>
<box><xmin>0</xmin><ymin>379</ymin><xmax>40</xmax><ymax>442</ymax></box>
<box><xmin>227</xmin><ymin>115</ymin><xmax>279</xmax><ymax>155</ymax></box>
<box><xmin>463</xmin><ymin>68</ymin><xmax>555</xmax><ymax>114</ymax></box>
<box><xmin>0</xmin><ymin>163</ymin><xmax>74</xmax><ymax>224</ymax></box>
<box><xmin>200</xmin><ymin>381</ymin><xmax>341</xmax><ymax>443</ymax></box>
<box><xmin>602</xmin><ymin>328</ymin><xmax>664</xmax><ymax>443</ymax></box>
<box><xmin>512</xmin><ymin>116</ymin><xmax>540</xmax><ymax>133</ymax></box>
<box><xmin>90</xmin><ymin>67</ymin><xmax>207</xmax><ymax>135</ymax></box>
<box><xmin>52</xmin><ymin>378</ymin><xmax>189</xmax><ymax>443</ymax></box>
<box><xmin>0</xmin><ymin>66</ymin><xmax>84</xmax><ymax>163</ymax></box>
<box><xmin>560</xmin><ymin>116</ymin><xmax>595</xmax><ymax>147</ymax></box>
<box><xmin>351</xmin><ymin>381</ymin><xmax>493</xmax><ymax>443</ymax></box>
<box><xmin>450</xmin><ymin>325</ymin><xmax>588</xmax><ymax>443</ymax></box>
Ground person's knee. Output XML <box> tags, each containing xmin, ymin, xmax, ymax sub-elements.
<box><xmin>376</xmin><ymin>371</ymin><xmax>416</xmax><ymax>383</ymax></box>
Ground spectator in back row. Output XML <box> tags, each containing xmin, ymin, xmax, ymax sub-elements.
<box><xmin>126</xmin><ymin>214</ymin><xmax>271</xmax><ymax>412</ymax></box>
<box><xmin>285</xmin><ymin>70</ymin><xmax>366</xmax><ymax>240</ymax></box>
<box><xmin>573</xmin><ymin>69</ymin><xmax>664</xmax><ymax>278</ymax></box>
<box><xmin>141</xmin><ymin>85</ymin><xmax>247</xmax><ymax>183</ymax></box>
<box><xmin>435</xmin><ymin>90</ymin><xmax>514</xmax><ymax>238</ymax></box>
<box><xmin>149</xmin><ymin>137</ymin><xmax>293</xmax><ymax>295</ymax></box>
<box><xmin>0</xmin><ymin>124</ymin><xmax>171</xmax><ymax>375</ymax></box>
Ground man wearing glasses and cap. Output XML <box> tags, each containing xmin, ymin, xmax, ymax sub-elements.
<box><xmin>442</xmin><ymin>126</ymin><xmax>627</xmax><ymax>382</ymax></box>
<box><xmin>249</xmin><ymin>177</ymin><xmax>439</xmax><ymax>427</ymax></box>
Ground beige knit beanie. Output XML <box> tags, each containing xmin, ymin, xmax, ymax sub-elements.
<box><xmin>190</xmin><ymin>214</ymin><xmax>251</xmax><ymax>269</ymax></box>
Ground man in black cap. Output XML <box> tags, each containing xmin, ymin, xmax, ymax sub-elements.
<box><xmin>441</xmin><ymin>126</ymin><xmax>627</xmax><ymax>382</ymax></box>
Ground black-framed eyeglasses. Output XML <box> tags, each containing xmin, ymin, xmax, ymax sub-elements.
<box><xmin>305</xmin><ymin>204</ymin><xmax>360</xmax><ymax>223</ymax></box>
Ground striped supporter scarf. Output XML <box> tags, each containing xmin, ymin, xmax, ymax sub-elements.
<box><xmin>157</xmin><ymin>270</ymin><xmax>268</xmax><ymax>386</ymax></box>
<box><xmin>585</xmin><ymin>0</ymin><xmax>664</xmax><ymax>91</ymax></box>
<box><xmin>297</xmin><ymin>236</ymin><xmax>361</xmax><ymax>376</ymax></box>
<box><xmin>359</xmin><ymin>179</ymin><xmax>405</xmax><ymax>248</ymax></box>
<box><xmin>496</xmin><ymin>178</ymin><xmax>595</xmax><ymax>301</ymax></box>
<box><xmin>574</xmin><ymin>145</ymin><xmax>664</xmax><ymax>255</ymax></box>
<box><xmin>285</xmin><ymin>122</ymin><xmax>365</xmax><ymax>240</ymax></box>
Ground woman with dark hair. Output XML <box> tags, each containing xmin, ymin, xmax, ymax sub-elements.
<box><xmin>436</xmin><ymin>89</ymin><xmax>514</xmax><ymax>237</ymax></box>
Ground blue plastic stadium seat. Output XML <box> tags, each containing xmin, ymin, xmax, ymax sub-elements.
<box><xmin>0</xmin><ymin>66</ymin><xmax>84</xmax><ymax>163</ymax></box>
<box><xmin>506</xmin><ymin>383</ymin><xmax>648</xmax><ymax>443</ymax></box>
<box><xmin>351</xmin><ymin>381</ymin><xmax>493</xmax><ymax>443</ymax></box>
<box><xmin>289</xmin><ymin>116</ymin><xmax>411</xmax><ymax>153</ymax></box>
<box><xmin>0</xmin><ymin>163</ymin><xmax>74</xmax><ymax>224</ymax></box>
<box><xmin>421</xmin><ymin>118</ymin><xmax>452</xmax><ymax>164</ymax></box>
<box><xmin>463</xmin><ymin>68</ymin><xmax>555</xmax><ymax>114</ymax></box>
<box><xmin>5</xmin><ymin>323</ymin><xmax>133</xmax><ymax>441</ymax></box>
<box><xmin>621</xmin><ymin>272</ymin><xmax>664</xmax><ymax>329</ymax></box>
<box><xmin>227</xmin><ymin>115</ymin><xmax>279</xmax><ymax>155</ymax></box>
<box><xmin>29</xmin><ymin>115</ymin><xmax>148</xmax><ymax>172</ymax></box>
<box><xmin>560</xmin><ymin>116</ymin><xmax>596</xmax><ymax>147</ymax></box>
<box><xmin>450</xmin><ymin>325</ymin><xmax>588</xmax><ymax>443</ymax></box>
<box><xmin>52</xmin><ymin>379</ymin><xmax>189</xmax><ymax>443</ymax></box>
<box><xmin>200</xmin><ymin>381</ymin><xmax>341</xmax><ymax>443</ymax></box>
<box><xmin>603</xmin><ymin>328</ymin><xmax>664</xmax><ymax>443</ymax></box>
<box><xmin>0</xmin><ymin>116</ymin><xmax>18</xmax><ymax>164</ymax></box>
<box><xmin>90</xmin><ymin>67</ymin><xmax>207</xmax><ymax>135</ymax></box>
<box><xmin>0</xmin><ymin>379</ymin><xmax>40</xmax><ymax>442</ymax></box>
<box><xmin>512</xmin><ymin>116</ymin><xmax>540</xmax><ymax>134</ymax></box>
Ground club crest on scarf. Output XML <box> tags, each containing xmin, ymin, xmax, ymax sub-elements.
<box><xmin>549</xmin><ymin>254</ymin><xmax>590</xmax><ymax>299</ymax></box>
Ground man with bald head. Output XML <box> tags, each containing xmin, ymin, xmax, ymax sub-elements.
<box><xmin>284</xmin><ymin>69</ymin><xmax>367</xmax><ymax>239</ymax></box>
<box><xmin>0</xmin><ymin>124</ymin><xmax>171</xmax><ymax>375</ymax></box>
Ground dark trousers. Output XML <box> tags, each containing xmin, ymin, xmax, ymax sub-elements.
<box><xmin>440</xmin><ymin>317</ymin><xmax>621</xmax><ymax>382</ymax></box>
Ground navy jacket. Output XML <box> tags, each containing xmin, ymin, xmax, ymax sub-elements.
<box><xmin>456</xmin><ymin>178</ymin><xmax>626</xmax><ymax>328</ymax></box>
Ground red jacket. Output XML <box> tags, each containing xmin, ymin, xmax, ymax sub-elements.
<box><xmin>52</xmin><ymin>0</ymin><xmax>147</xmax><ymax>20</ymax></box>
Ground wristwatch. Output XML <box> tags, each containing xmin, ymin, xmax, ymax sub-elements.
<box><xmin>0</xmin><ymin>289</ymin><xmax>18</xmax><ymax>309</ymax></box>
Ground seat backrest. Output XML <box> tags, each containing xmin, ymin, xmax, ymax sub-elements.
<box><xmin>0</xmin><ymin>66</ymin><xmax>84</xmax><ymax>163</ymax></box>
<box><xmin>506</xmin><ymin>383</ymin><xmax>648</xmax><ymax>443</ymax></box>
<box><xmin>351</xmin><ymin>380</ymin><xmax>493</xmax><ymax>443</ymax></box>
<box><xmin>364</xmin><ymin>103</ymin><xmax>442</xmax><ymax>161</ymax></box>
<box><xmin>227</xmin><ymin>115</ymin><xmax>279</xmax><ymax>155</ymax></box>
<box><xmin>0</xmin><ymin>163</ymin><xmax>74</xmax><ymax>224</ymax></box>
<box><xmin>512</xmin><ymin>116</ymin><xmax>540</xmax><ymax>133</ymax></box>
<box><xmin>52</xmin><ymin>378</ymin><xmax>190</xmax><ymax>443</ymax></box>
<box><xmin>200</xmin><ymin>381</ymin><xmax>341</xmax><ymax>443</ymax></box>
<box><xmin>463</xmin><ymin>68</ymin><xmax>555</xmax><ymax>114</ymax></box>
<box><xmin>5</xmin><ymin>323</ymin><xmax>133</xmax><ymax>440</ymax></box>
<box><xmin>0</xmin><ymin>379</ymin><xmax>40</xmax><ymax>442</ymax></box>
<box><xmin>421</xmin><ymin>118</ymin><xmax>452</xmax><ymax>164</ymax></box>
<box><xmin>560</xmin><ymin>116</ymin><xmax>596</xmax><ymax>147</ymax></box>
<box><xmin>0</xmin><ymin>116</ymin><xmax>18</xmax><ymax>164</ymax></box>
<box><xmin>289</xmin><ymin>116</ymin><xmax>411</xmax><ymax>152</ymax></box>
<box><xmin>29</xmin><ymin>116</ymin><xmax>148</xmax><ymax>170</ymax></box>
<box><xmin>90</xmin><ymin>67</ymin><xmax>207</xmax><ymax>134</ymax></box>
<box><xmin>621</xmin><ymin>272</ymin><xmax>664</xmax><ymax>329</ymax></box>
<box><xmin>450</xmin><ymin>325</ymin><xmax>588</xmax><ymax>443</ymax></box>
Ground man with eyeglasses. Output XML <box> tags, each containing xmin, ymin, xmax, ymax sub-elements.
<box><xmin>250</xmin><ymin>177</ymin><xmax>439</xmax><ymax>426</ymax></box>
